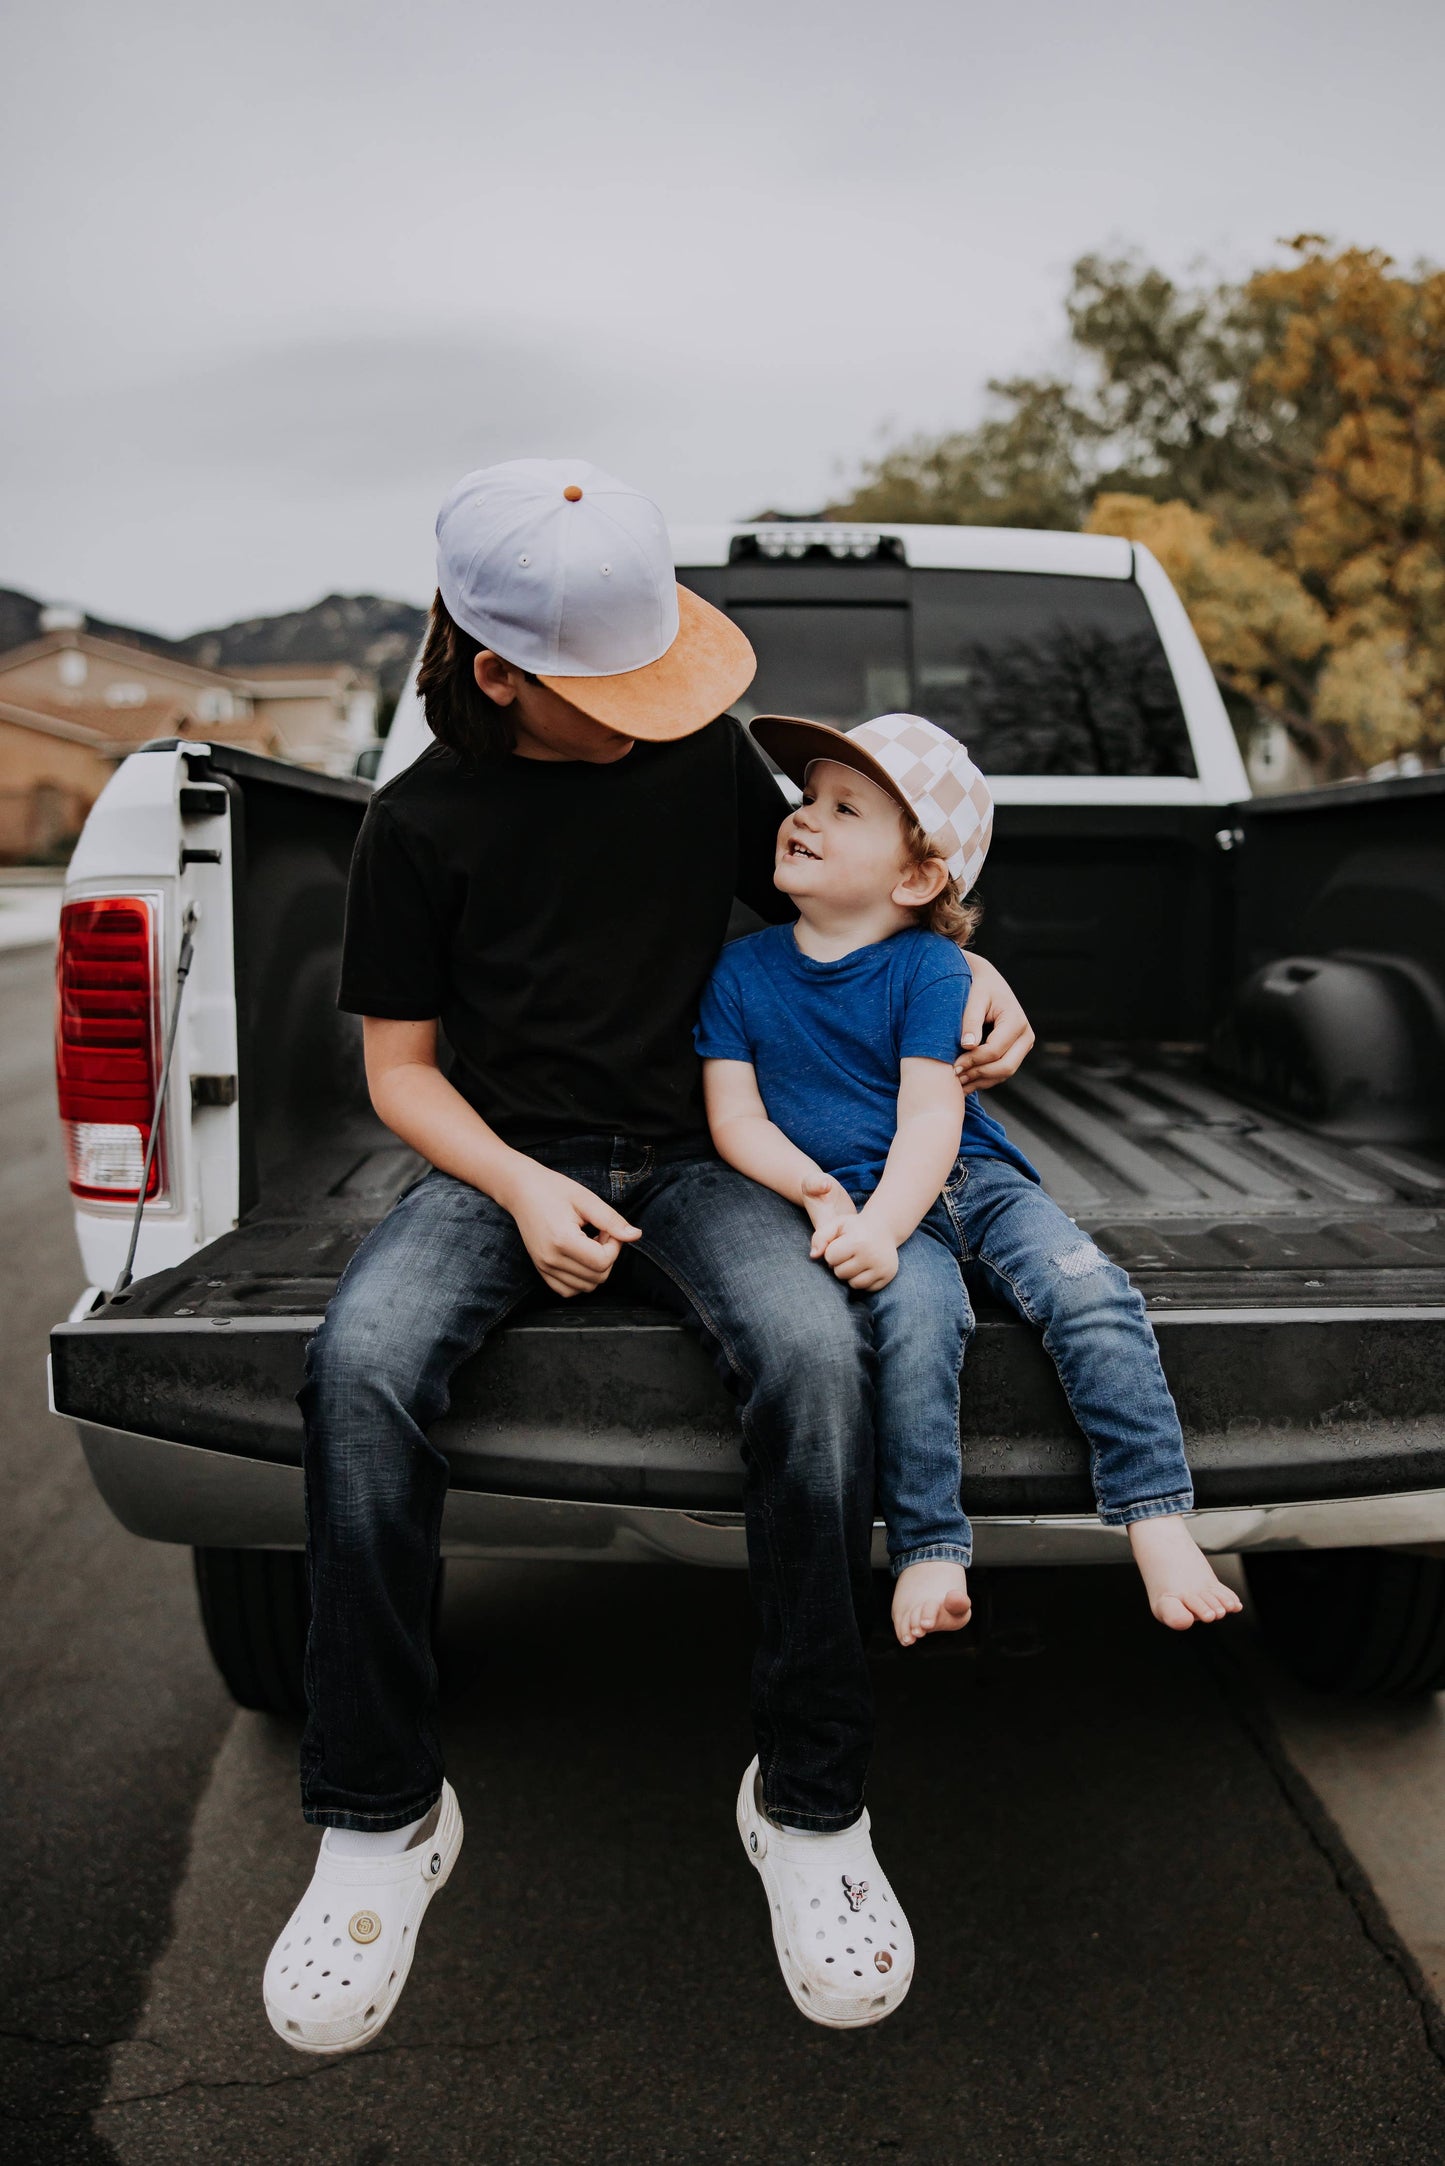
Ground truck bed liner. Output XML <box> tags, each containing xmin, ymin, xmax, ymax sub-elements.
<box><xmin>51</xmin><ymin>1051</ymin><xmax>1445</xmax><ymax>1518</ymax></box>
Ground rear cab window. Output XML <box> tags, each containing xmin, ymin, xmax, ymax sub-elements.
<box><xmin>679</xmin><ymin>547</ymin><xmax>1196</xmax><ymax>778</ymax></box>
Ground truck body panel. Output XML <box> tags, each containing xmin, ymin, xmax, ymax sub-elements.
<box><xmin>48</xmin><ymin>531</ymin><xmax>1445</xmax><ymax>1572</ymax></box>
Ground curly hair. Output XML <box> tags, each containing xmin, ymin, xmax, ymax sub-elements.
<box><xmin>899</xmin><ymin>811</ymin><xmax>983</xmax><ymax>946</ymax></box>
<box><xmin>415</xmin><ymin>592</ymin><xmax>534</xmax><ymax>763</ymax></box>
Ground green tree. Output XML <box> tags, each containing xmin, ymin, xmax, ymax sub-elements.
<box><xmin>1085</xmin><ymin>492</ymin><xmax>1329</xmax><ymax>756</ymax></box>
<box><xmin>831</xmin><ymin>252</ymin><xmax>1288</xmax><ymax>537</ymax></box>
<box><xmin>833</xmin><ymin>377</ymin><xmax>1092</xmax><ymax>530</ymax></box>
<box><xmin>832</xmin><ymin>240</ymin><xmax>1445</xmax><ymax>772</ymax></box>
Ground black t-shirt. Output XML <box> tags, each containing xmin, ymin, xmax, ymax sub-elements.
<box><xmin>337</xmin><ymin>717</ymin><xmax>794</xmax><ymax>1147</ymax></box>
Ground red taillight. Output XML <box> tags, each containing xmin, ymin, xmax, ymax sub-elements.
<box><xmin>55</xmin><ymin>896</ymin><xmax>166</xmax><ymax>1202</ymax></box>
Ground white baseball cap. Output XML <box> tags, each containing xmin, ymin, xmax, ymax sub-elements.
<box><xmin>750</xmin><ymin>711</ymin><xmax>994</xmax><ymax>891</ymax></box>
<box><xmin>435</xmin><ymin>457</ymin><xmax>756</xmax><ymax>741</ymax></box>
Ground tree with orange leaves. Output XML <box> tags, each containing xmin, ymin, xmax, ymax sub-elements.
<box><xmin>834</xmin><ymin>239</ymin><xmax>1445</xmax><ymax>775</ymax></box>
<box><xmin>1082</xmin><ymin>492</ymin><xmax>1329</xmax><ymax>751</ymax></box>
<box><xmin>1247</xmin><ymin>240</ymin><xmax>1445</xmax><ymax>767</ymax></box>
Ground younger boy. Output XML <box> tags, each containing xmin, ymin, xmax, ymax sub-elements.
<box><xmin>695</xmin><ymin>711</ymin><xmax>1243</xmax><ymax>1647</ymax></box>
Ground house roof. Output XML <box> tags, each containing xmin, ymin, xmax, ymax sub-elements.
<box><xmin>0</xmin><ymin>697</ymin><xmax>121</xmax><ymax>751</ymax></box>
<box><xmin>0</xmin><ymin>686</ymin><xmax>270</xmax><ymax>752</ymax></box>
<box><xmin>231</xmin><ymin>661</ymin><xmax>367</xmax><ymax>690</ymax></box>
<box><xmin>0</xmin><ymin>629</ymin><xmax>371</xmax><ymax>703</ymax></box>
<box><xmin>0</xmin><ymin>627</ymin><xmax>238</xmax><ymax>694</ymax></box>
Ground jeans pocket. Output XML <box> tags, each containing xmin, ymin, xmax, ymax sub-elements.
<box><xmin>944</xmin><ymin>1158</ymin><xmax>969</xmax><ymax>1197</ymax></box>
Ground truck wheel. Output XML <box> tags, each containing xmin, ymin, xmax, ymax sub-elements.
<box><xmin>1244</xmin><ymin>1549</ymin><xmax>1445</xmax><ymax>1696</ymax></box>
<box><xmin>192</xmin><ymin>1551</ymin><xmax>449</xmax><ymax>1717</ymax></box>
<box><xmin>193</xmin><ymin>1548</ymin><xmax>309</xmax><ymax>1717</ymax></box>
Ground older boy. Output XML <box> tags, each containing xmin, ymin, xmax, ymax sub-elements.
<box><xmin>264</xmin><ymin>461</ymin><xmax>1035</xmax><ymax>2053</ymax></box>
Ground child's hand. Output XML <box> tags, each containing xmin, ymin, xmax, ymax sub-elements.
<box><xmin>814</xmin><ymin>1215</ymin><xmax>899</xmax><ymax>1292</ymax></box>
<box><xmin>801</xmin><ymin>1172</ymin><xmax>857</xmax><ymax>1260</ymax></box>
<box><xmin>503</xmin><ymin>1163</ymin><xmax>641</xmax><ymax>1298</ymax></box>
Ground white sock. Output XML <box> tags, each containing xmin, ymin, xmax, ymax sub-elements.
<box><xmin>323</xmin><ymin>1810</ymin><xmax>427</xmax><ymax>1860</ymax></box>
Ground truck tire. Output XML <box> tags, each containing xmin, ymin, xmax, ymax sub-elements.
<box><xmin>193</xmin><ymin>1548</ymin><xmax>310</xmax><ymax>1717</ymax></box>
<box><xmin>193</xmin><ymin>1551</ymin><xmax>449</xmax><ymax>1717</ymax></box>
<box><xmin>1244</xmin><ymin>1549</ymin><xmax>1445</xmax><ymax>1696</ymax></box>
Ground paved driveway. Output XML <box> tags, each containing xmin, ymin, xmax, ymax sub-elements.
<box><xmin>4</xmin><ymin>939</ymin><xmax>1445</xmax><ymax>2165</ymax></box>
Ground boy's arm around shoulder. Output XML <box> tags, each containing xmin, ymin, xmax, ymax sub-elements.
<box><xmin>953</xmin><ymin>950</ymin><xmax>1036</xmax><ymax>1091</ymax></box>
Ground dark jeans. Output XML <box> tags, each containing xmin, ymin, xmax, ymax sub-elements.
<box><xmin>298</xmin><ymin>1138</ymin><xmax>877</xmax><ymax>1835</ymax></box>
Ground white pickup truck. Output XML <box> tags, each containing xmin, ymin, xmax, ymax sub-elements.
<box><xmin>48</xmin><ymin>521</ymin><xmax>1445</xmax><ymax>1712</ymax></box>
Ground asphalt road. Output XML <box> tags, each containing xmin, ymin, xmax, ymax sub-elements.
<box><xmin>5</xmin><ymin>938</ymin><xmax>1445</xmax><ymax>2164</ymax></box>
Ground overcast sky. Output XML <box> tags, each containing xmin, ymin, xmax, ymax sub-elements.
<box><xmin>2</xmin><ymin>0</ymin><xmax>1442</xmax><ymax>634</ymax></box>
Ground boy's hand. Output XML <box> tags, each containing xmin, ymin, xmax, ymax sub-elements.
<box><xmin>815</xmin><ymin>1215</ymin><xmax>899</xmax><ymax>1292</ymax></box>
<box><xmin>502</xmin><ymin>1163</ymin><xmax>641</xmax><ymax>1298</ymax></box>
<box><xmin>953</xmin><ymin>953</ymin><xmax>1035</xmax><ymax>1092</ymax></box>
<box><xmin>801</xmin><ymin>1171</ymin><xmax>858</xmax><ymax>1260</ymax></box>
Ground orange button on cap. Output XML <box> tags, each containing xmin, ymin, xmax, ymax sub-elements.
<box><xmin>563</xmin><ymin>485</ymin><xmax>583</xmax><ymax>501</ymax></box>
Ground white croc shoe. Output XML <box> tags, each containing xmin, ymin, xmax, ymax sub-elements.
<box><xmin>736</xmin><ymin>1758</ymin><xmax>914</xmax><ymax>2028</ymax></box>
<box><xmin>264</xmin><ymin>1782</ymin><xmax>463</xmax><ymax>2055</ymax></box>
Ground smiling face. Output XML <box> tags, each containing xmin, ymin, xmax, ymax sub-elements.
<box><xmin>774</xmin><ymin>758</ymin><xmax>943</xmax><ymax>921</ymax></box>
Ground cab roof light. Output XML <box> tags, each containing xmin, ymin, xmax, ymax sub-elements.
<box><xmin>731</xmin><ymin>526</ymin><xmax>903</xmax><ymax>564</ymax></box>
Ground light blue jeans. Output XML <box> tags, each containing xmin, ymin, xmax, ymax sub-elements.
<box><xmin>865</xmin><ymin>1153</ymin><xmax>1194</xmax><ymax>1574</ymax></box>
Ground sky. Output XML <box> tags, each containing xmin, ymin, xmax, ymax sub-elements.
<box><xmin>2</xmin><ymin>0</ymin><xmax>1443</xmax><ymax>635</ymax></box>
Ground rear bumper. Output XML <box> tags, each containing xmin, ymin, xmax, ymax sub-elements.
<box><xmin>50</xmin><ymin>1302</ymin><xmax>1445</xmax><ymax>1522</ymax></box>
<box><xmin>68</xmin><ymin>1418</ymin><xmax>1445</xmax><ymax>1565</ymax></box>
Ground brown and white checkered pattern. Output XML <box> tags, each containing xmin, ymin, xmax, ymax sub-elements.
<box><xmin>844</xmin><ymin>713</ymin><xmax>993</xmax><ymax>891</ymax></box>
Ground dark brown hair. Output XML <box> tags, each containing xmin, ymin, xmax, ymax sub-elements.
<box><xmin>415</xmin><ymin>592</ymin><xmax>533</xmax><ymax>763</ymax></box>
<box><xmin>899</xmin><ymin>811</ymin><xmax>983</xmax><ymax>946</ymax></box>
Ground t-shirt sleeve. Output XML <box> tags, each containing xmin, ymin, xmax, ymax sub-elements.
<box><xmin>730</xmin><ymin>718</ymin><xmax>795</xmax><ymax>925</ymax></box>
<box><xmin>693</xmin><ymin>948</ymin><xmax>754</xmax><ymax>1063</ymax></box>
<box><xmin>336</xmin><ymin>799</ymin><xmax>449</xmax><ymax>1018</ymax></box>
<box><xmin>898</xmin><ymin>945</ymin><xmax>972</xmax><ymax>1062</ymax></box>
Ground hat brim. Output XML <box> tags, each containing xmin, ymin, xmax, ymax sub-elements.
<box><xmin>536</xmin><ymin>584</ymin><xmax>757</xmax><ymax>742</ymax></box>
<box><xmin>748</xmin><ymin>714</ymin><xmax>919</xmax><ymax>827</ymax></box>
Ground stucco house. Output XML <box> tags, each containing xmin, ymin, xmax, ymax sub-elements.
<box><xmin>0</xmin><ymin>612</ymin><xmax>377</xmax><ymax>861</ymax></box>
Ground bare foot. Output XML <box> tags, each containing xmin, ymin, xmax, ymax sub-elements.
<box><xmin>892</xmin><ymin>1561</ymin><xmax>972</xmax><ymax>1647</ymax></box>
<box><xmin>1128</xmin><ymin>1516</ymin><xmax>1244</xmax><ymax>1630</ymax></box>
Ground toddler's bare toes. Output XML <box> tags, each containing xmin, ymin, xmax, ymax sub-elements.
<box><xmin>1152</xmin><ymin>1592</ymin><xmax>1195</xmax><ymax>1631</ymax></box>
<box><xmin>892</xmin><ymin>1562</ymin><xmax>970</xmax><ymax>1646</ymax></box>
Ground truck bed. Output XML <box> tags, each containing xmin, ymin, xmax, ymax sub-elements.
<box><xmin>51</xmin><ymin>1049</ymin><xmax>1445</xmax><ymax>1520</ymax></box>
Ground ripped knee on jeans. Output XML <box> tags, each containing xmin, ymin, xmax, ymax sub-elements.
<box><xmin>1053</xmin><ymin>1239</ymin><xmax>1110</xmax><ymax>1282</ymax></box>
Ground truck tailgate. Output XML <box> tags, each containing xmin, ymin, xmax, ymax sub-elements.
<box><xmin>51</xmin><ymin>1053</ymin><xmax>1445</xmax><ymax>1516</ymax></box>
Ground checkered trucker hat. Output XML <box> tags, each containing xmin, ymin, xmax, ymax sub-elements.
<box><xmin>749</xmin><ymin>711</ymin><xmax>994</xmax><ymax>892</ymax></box>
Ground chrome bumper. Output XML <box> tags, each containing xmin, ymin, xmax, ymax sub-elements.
<box><xmin>69</xmin><ymin>1419</ymin><xmax>1445</xmax><ymax>1567</ymax></box>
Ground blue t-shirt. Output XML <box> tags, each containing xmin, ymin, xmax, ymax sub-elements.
<box><xmin>694</xmin><ymin>923</ymin><xmax>1039</xmax><ymax>1195</ymax></box>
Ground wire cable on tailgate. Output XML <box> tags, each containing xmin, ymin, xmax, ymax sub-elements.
<box><xmin>110</xmin><ymin>902</ymin><xmax>199</xmax><ymax>1301</ymax></box>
